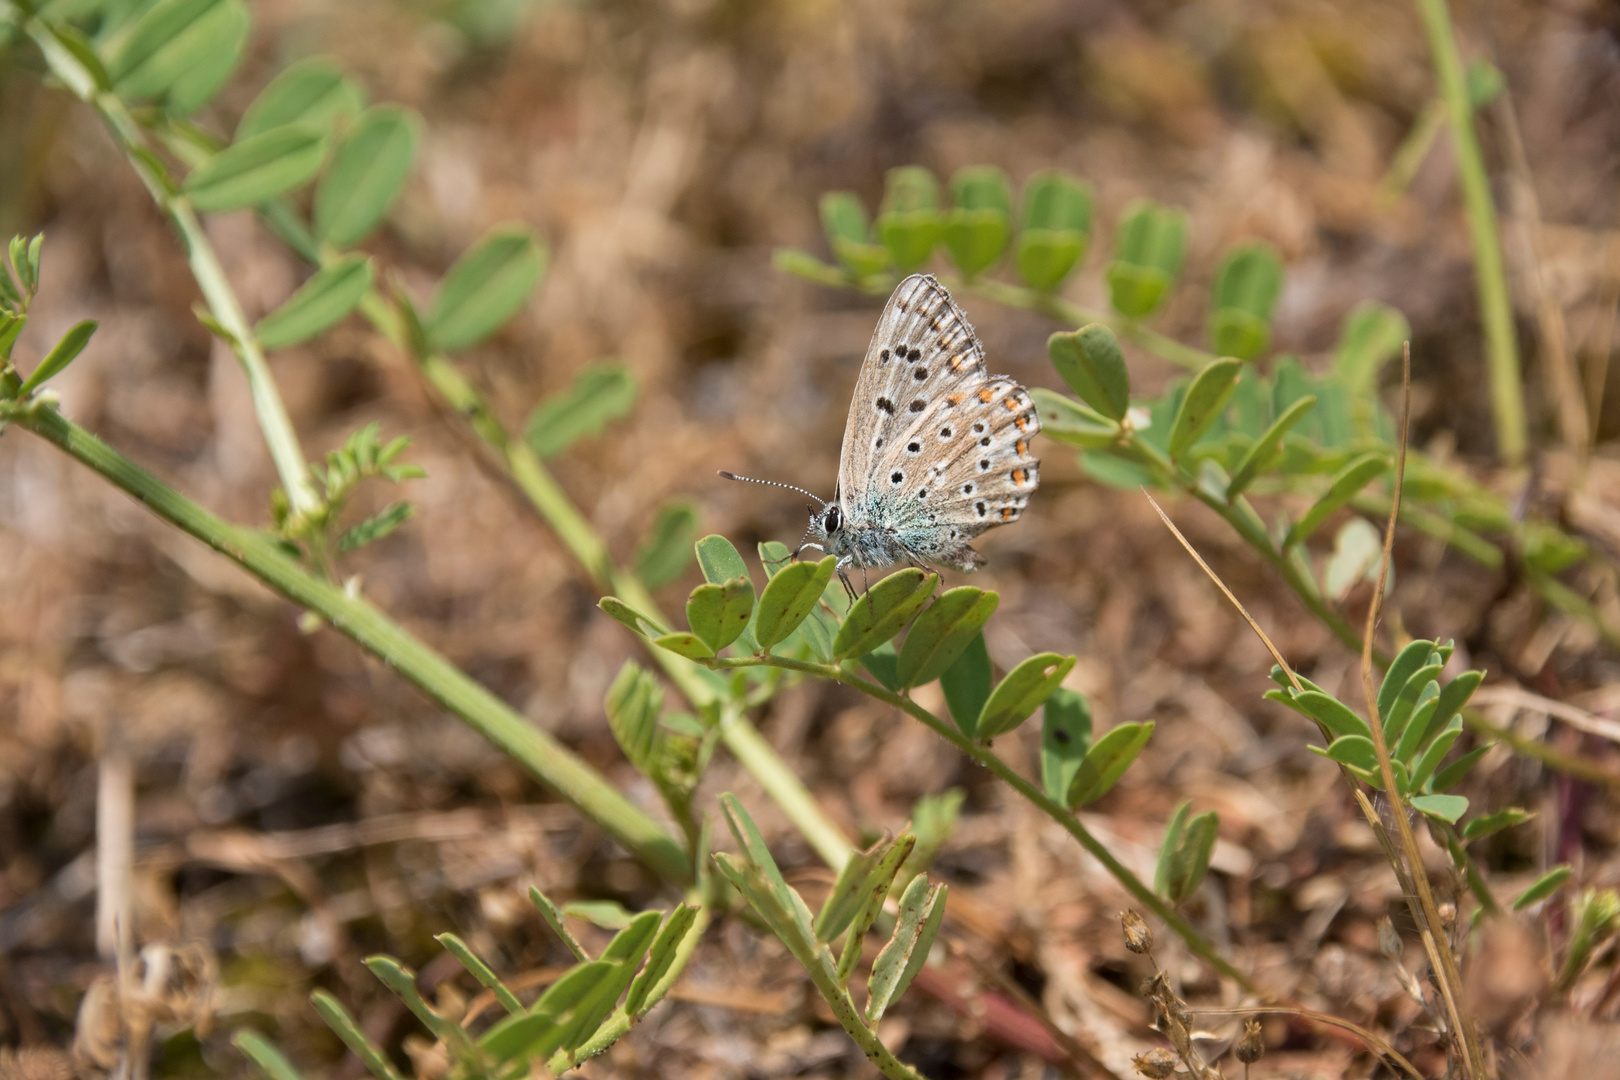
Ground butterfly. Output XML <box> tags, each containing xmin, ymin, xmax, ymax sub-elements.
<box><xmin>723</xmin><ymin>274</ymin><xmax>1040</xmax><ymax>593</ymax></box>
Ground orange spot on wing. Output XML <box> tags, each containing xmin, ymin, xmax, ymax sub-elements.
<box><xmin>1000</xmin><ymin>507</ymin><xmax>1014</xmax><ymax>521</ymax></box>
<box><xmin>1011</xmin><ymin>469</ymin><xmax>1027</xmax><ymax>485</ymax></box>
<box><xmin>1016</xmin><ymin>439</ymin><xmax>1028</xmax><ymax>457</ymax></box>
<box><xmin>1005</xmin><ymin>397</ymin><xmax>1020</xmax><ymax>411</ymax></box>
<box><xmin>978</xmin><ymin>387</ymin><xmax>995</xmax><ymax>403</ymax></box>
<box><xmin>948</xmin><ymin>392</ymin><xmax>965</xmax><ymax>405</ymax></box>
<box><xmin>1015</xmin><ymin>415</ymin><xmax>1030</xmax><ymax>432</ymax></box>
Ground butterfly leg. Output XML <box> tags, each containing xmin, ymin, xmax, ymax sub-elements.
<box><xmin>793</xmin><ymin>541</ymin><xmax>828</xmax><ymax>564</ymax></box>
<box><xmin>835</xmin><ymin>557</ymin><xmax>860</xmax><ymax>604</ymax></box>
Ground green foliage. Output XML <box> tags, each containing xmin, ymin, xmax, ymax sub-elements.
<box><xmin>1040</xmin><ymin>688</ymin><xmax>1093</xmax><ymax>805</ymax></box>
<box><xmin>236</xmin><ymin>57</ymin><xmax>366</xmax><ymax>142</ymax></box>
<box><xmin>1168</xmin><ymin>357</ymin><xmax>1242</xmax><ymax>460</ymax></box>
<box><xmin>754</xmin><ymin>555</ymin><xmax>836</xmax><ymax>651</ymax></box>
<box><xmin>523</xmin><ymin>362</ymin><xmax>637</xmax><ymax>458</ymax></box>
<box><xmin>820</xmin><ymin>191</ymin><xmax>888</xmax><ymax>279</ymax></box>
<box><xmin>634</xmin><ymin>500</ymin><xmax>698</xmax><ymax>588</ymax></box>
<box><xmin>1107</xmin><ymin>198</ymin><xmax>1187</xmax><ymax>319</ymax></box>
<box><xmin>314</xmin><ymin>104</ymin><xmax>421</xmax><ymax>247</ymax></box>
<box><xmin>107</xmin><ymin>0</ymin><xmax>246</xmax><ymax>103</ymax></box>
<box><xmin>832</xmin><ymin>568</ymin><xmax>936</xmax><ymax>660</ymax></box>
<box><xmin>18</xmin><ymin>319</ymin><xmax>95</xmax><ymax>396</ymax></box>
<box><xmin>945</xmin><ymin>165</ymin><xmax>1013</xmax><ymax>278</ymax></box>
<box><xmin>939</xmin><ymin>631</ymin><xmax>993</xmax><ymax>737</ymax></box>
<box><xmin>255</xmin><ymin>255</ymin><xmax>373</xmax><ymax>350</ymax></box>
<box><xmin>876</xmin><ymin>166</ymin><xmax>943</xmax><ymax>272</ymax></box>
<box><xmin>234</xmin><ymin>1030</ymin><xmax>304</xmax><ymax>1080</ymax></box>
<box><xmin>1049</xmin><ymin>324</ymin><xmax>1130</xmax><ymax>420</ymax></box>
<box><xmin>865</xmin><ymin>872</ymin><xmax>947</xmax><ymax>1024</ymax></box>
<box><xmin>1155</xmin><ymin>800</ymin><xmax>1219</xmax><ymax>903</ymax></box>
<box><xmin>184</xmin><ymin>125</ymin><xmax>329</xmax><ymax>213</ymax></box>
<box><xmin>1069</xmin><ymin>721</ymin><xmax>1154</xmax><ymax>807</ymax></box>
<box><xmin>1209</xmin><ymin>242</ymin><xmax>1283</xmax><ymax>360</ymax></box>
<box><xmin>427</xmin><ymin>226</ymin><xmax>547</xmax><ymax>351</ymax></box>
<box><xmin>897</xmin><ymin>586</ymin><xmax>999</xmax><ymax>688</ymax></box>
<box><xmin>1512</xmin><ymin>865</ymin><xmax>1572</xmax><ymax>911</ymax></box>
<box><xmin>976</xmin><ymin>651</ymin><xmax>1075</xmax><ymax>739</ymax></box>
<box><xmin>274</xmin><ymin>422</ymin><xmax>424</xmax><ymax>550</ymax></box>
<box><xmin>1016</xmin><ymin>170</ymin><xmax>1092</xmax><ymax>290</ymax></box>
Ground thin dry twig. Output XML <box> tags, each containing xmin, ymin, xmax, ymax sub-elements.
<box><xmin>1473</xmin><ymin>685</ymin><xmax>1620</xmax><ymax>745</ymax></box>
<box><xmin>1357</xmin><ymin>343</ymin><xmax>1485</xmax><ymax>1080</ymax></box>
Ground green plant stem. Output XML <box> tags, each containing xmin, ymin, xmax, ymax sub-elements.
<box><xmin>708</xmin><ymin>654</ymin><xmax>1262</xmax><ymax>997</ymax></box>
<box><xmin>800</xmin><ymin>956</ymin><xmax>927</xmax><ymax>1080</ymax></box>
<box><xmin>1415</xmin><ymin>0</ymin><xmax>1526</xmax><ymax>466</ymax></box>
<box><xmin>244</xmin><ymin>205</ymin><xmax>856</xmax><ymax>872</ymax></box>
<box><xmin>2</xmin><ymin>400</ymin><xmax>692</xmax><ymax>885</ymax></box>
<box><xmin>17</xmin><ymin>9</ymin><xmax>321</xmax><ymax>516</ymax></box>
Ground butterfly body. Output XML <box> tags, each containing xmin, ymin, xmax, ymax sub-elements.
<box><xmin>800</xmin><ymin>274</ymin><xmax>1041</xmax><ymax>578</ymax></box>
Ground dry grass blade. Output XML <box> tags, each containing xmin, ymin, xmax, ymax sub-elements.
<box><xmin>1141</xmin><ymin>491</ymin><xmax>1304</xmax><ymax>694</ymax></box>
<box><xmin>1191</xmin><ymin>1005</ymin><xmax>1424</xmax><ymax>1080</ymax></box>
<box><xmin>1357</xmin><ymin>342</ymin><xmax>1484</xmax><ymax>1080</ymax></box>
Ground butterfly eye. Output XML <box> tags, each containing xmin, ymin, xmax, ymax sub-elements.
<box><xmin>823</xmin><ymin>505</ymin><xmax>842</xmax><ymax>532</ymax></box>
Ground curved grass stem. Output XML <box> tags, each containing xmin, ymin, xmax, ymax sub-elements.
<box><xmin>3</xmin><ymin>401</ymin><xmax>693</xmax><ymax>885</ymax></box>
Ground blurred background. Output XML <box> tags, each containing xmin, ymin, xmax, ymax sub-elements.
<box><xmin>2</xmin><ymin>0</ymin><xmax>1619</xmax><ymax>1076</ymax></box>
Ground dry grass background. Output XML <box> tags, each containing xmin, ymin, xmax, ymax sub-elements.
<box><xmin>3</xmin><ymin>0</ymin><xmax>1620</xmax><ymax>1076</ymax></box>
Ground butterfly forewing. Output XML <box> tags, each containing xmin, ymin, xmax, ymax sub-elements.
<box><xmin>837</xmin><ymin>274</ymin><xmax>1040</xmax><ymax>570</ymax></box>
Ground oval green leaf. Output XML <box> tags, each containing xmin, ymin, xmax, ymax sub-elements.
<box><xmin>1069</xmin><ymin>721</ymin><xmax>1154</xmax><ymax>808</ymax></box>
<box><xmin>314</xmin><ymin>105</ymin><xmax>422</xmax><ymax>247</ymax></box>
<box><xmin>1048</xmin><ymin>323</ymin><xmax>1130</xmax><ymax>420</ymax></box>
<box><xmin>1378</xmin><ymin>640</ymin><xmax>1440</xmax><ymax>722</ymax></box>
<box><xmin>754</xmin><ymin>555</ymin><xmax>836</xmax><ymax>651</ymax></box>
<box><xmin>1041</xmin><ymin>688</ymin><xmax>1092</xmax><ymax>806</ymax></box>
<box><xmin>687</xmin><ymin>576</ymin><xmax>755</xmax><ymax>653</ymax></box>
<box><xmin>1284</xmin><ymin>451</ymin><xmax>1391</xmax><ymax>548</ymax></box>
<box><xmin>939</xmin><ymin>631</ymin><xmax>992</xmax><ymax>738</ymax></box>
<box><xmin>254</xmin><ymin>255</ymin><xmax>373</xmax><ymax>350</ymax></box>
<box><xmin>184</xmin><ymin>125</ymin><xmax>329</xmax><ymax>213</ymax></box>
<box><xmin>832</xmin><ymin>568</ymin><xmax>936</xmax><ymax>660</ymax></box>
<box><xmin>634</xmin><ymin>500</ymin><xmax>698</xmax><ymax>589</ymax></box>
<box><xmin>164</xmin><ymin>0</ymin><xmax>249</xmax><ymax>115</ymax></box>
<box><xmin>427</xmin><ymin>226</ymin><xmax>546</xmax><ymax>351</ymax></box>
<box><xmin>524</xmin><ymin>362</ymin><xmax>637</xmax><ymax>458</ymax></box>
<box><xmin>108</xmin><ymin>0</ymin><xmax>228</xmax><ymax>101</ymax></box>
<box><xmin>652</xmin><ymin>632</ymin><xmax>714</xmax><ymax>661</ymax></box>
<box><xmin>1225</xmin><ymin>395</ymin><xmax>1317</xmax><ymax>498</ymax></box>
<box><xmin>1410</xmin><ymin>793</ymin><xmax>1468</xmax><ymax>824</ymax></box>
<box><xmin>976</xmin><ymin>652</ymin><xmax>1076</xmax><ymax>739</ymax></box>
<box><xmin>1410</xmin><ymin>717</ymin><xmax>1463</xmax><ymax>791</ymax></box>
<box><xmin>1167</xmin><ymin>357</ymin><xmax>1242</xmax><ymax>460</ymax></box>
<box><xmin>237</xmin><ymin>57</ymin><xmax>365</xmax><ymax>142</ymax></box>
<box><xmin>896</xmin><ymin>587</ymin><xmax>1000</xmax><ymax>689</ymax></box>
<box><xmin>1028</xmin><ymin>388</ymin><xmax>1119</xmax><ymax>450</ymax></box>
<box><xmin>1293</xmin><ymin>690</ymin><xmax>1373</xmax><ymax>741</ymax></box>
<box><xmin>1511</xmin><ymin>865</ymin><xmax>1572</xmax><ymax>911</ymax></box>
<box><xmin>19</xmin><ymin>320</ymin><xmax>96</xmax><ymax>396</ymax></box>
<box><xmin>696</xmin><ymin>534</ymin><xmax>750</xmax><ymax>588</ymax></box>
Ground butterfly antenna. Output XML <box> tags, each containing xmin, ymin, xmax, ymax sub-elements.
<box><xmin>717</xmin><ymin>471</ymin><xmax>826</xmax><ymax>505</ymax></box>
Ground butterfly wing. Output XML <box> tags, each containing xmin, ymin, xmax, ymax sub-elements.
<box><xmin>837</xmin><ymin>274</ymin><xmax>1039</xmax><ymax>570</ymax></box>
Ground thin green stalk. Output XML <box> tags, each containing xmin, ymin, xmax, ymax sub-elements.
<box><xmin>18</xmin><ymin>10</ymin><xmax>321</xmax><ymax>515</ymax></box>
<box><xmin>2</xmin><ymin>400</ymin><xmax>692</xmax><ymax>885</ymax></box>
<box><xmin>1415</xmin><ymin>0</ymin><xmax>1526</xmax><ymax>465</ymax></box>
<box><xmin>248</xmin><ymin>204</ymin><xmax>855</xmax><ymax>871</ymax></box>
<box><xmin>708</xmin><ymin>654</ymin><xmax>1263</xmax><ymax>997</ymax></box>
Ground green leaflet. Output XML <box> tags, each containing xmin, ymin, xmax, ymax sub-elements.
<box><xmin>939</xmin><ymin>631</ymin><xmax>992</xmax><ymax>738</ymax></box>
<box><xmin>1167</xmin><ymin>357</ymin><xmax>1242</xmax><ymax>460</ymax></box>
<box><xmin>831</xmin><ymin>568</ymin><xmax>936</xmax><ymax>660</ymax></box>
<box><xmin>427</xmin><ymin>226</ymin><xmax>546</xmax><ymax>351</ymax></box>
<box><xmin>976</xmin><ymin>652</ymin><xmax>1075</xmax><ymax>739</ymax></box>
<box><xmin>686</xmin><ymin>576</ymin><xmax>755</xmax><ymax>653</ymax></box>
<box><xmin>1040</xmin><ymin>688</ymin><xmax>1092</xmax><ymax>806</ymax></box>
<box><xmin>255</xmin><ymin>255</ymin><xmax>373</xmax><ymax>350</ymax></box>
<box><xmin>1068</xmin><ymin>721</ymin><xmax>1154</xmax><ymax>808</ymax></box>
<box><xmin>237</xmin><ymin>57</ymin><xmax>365</xmax><ymax>142</ymax></box>
<box><xmin>753</xmin><ymin>555</ymin><xmax>836</xmax><ymax>651</ymax></box>
<box><xmin>183</xmin><ymin>125</ymin><xmax>328</xmax><ymax>212</ymax></box>
<box><xmin>896</xmin><ymin>587</ymin><xmax>999</xmax><ymax>688</ymax></box>
<box><xmin>1047</xmin><ymin>323</ymin><xmax>1130</xmax><ymax>420</ymax></box>
<box><xmin>314</xmin><ymin>105</ymin><xmax>421</xmax><ymax>247</ymax></box>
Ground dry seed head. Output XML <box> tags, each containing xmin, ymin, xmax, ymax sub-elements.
<box><xmin>1235</xmin><ymin>1017</ymin><xmax>1265</xmax><ymax>1064</ymax></box>
<box><xmin>1121</xmin><ymin>909</ymin><xmax>1154</xmax><ymax>953</ymax></box>
<box><xmin>1438</xmin><ymin>901</ymin><xmax>1457</xmax><ymax>927</ymax></box>
<box><xmin>1376</xmin><ymin>915</ymin><xmax>1402</xmax><ymax>959</ymax></box>
<box><xmin>1133</xmin><ymin>1047</ymin><xmax>1178</xmax><ymax>1079</ymax></box>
